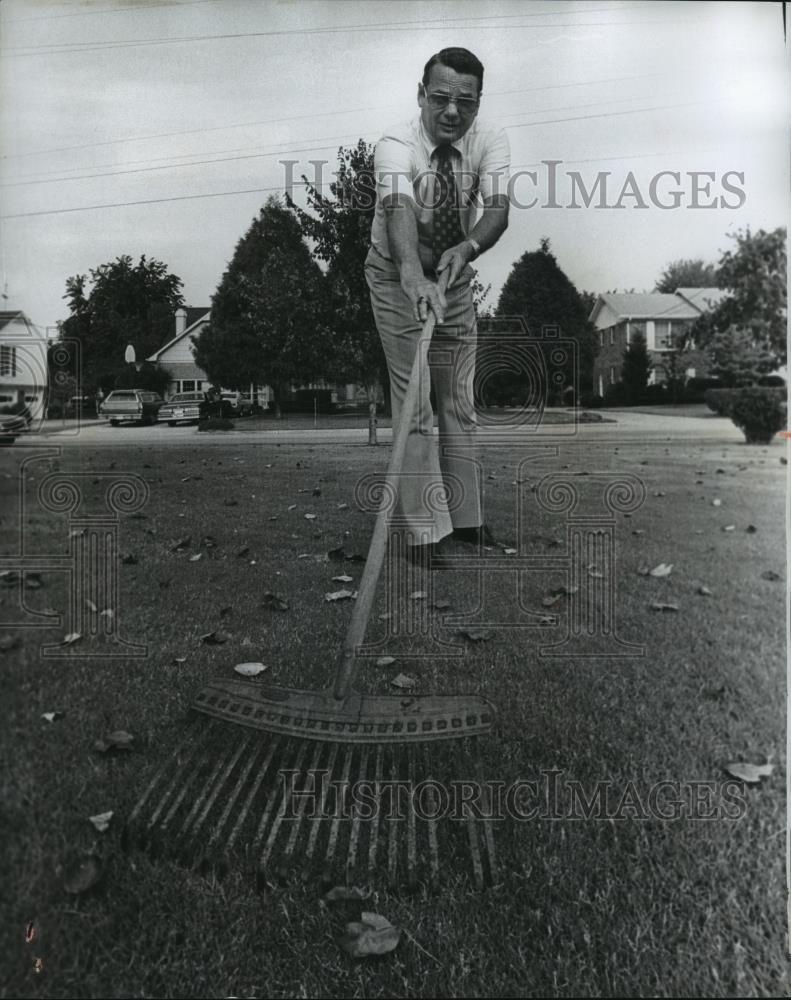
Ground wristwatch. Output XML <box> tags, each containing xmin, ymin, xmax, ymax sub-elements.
<box><xmin>466</xmin><ymin>237</ymin><xmax>482</xmax><ymax>260</ymax></box>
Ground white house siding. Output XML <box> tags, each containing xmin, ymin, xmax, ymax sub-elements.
<box><xmin>0</xmin><ymin>313</ymin><xmax>48</xmax><ymax>420</ymax></box>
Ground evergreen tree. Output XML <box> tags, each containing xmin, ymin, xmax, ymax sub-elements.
<box><xmin>494</xmin><ymin>238</ymin><xmax>596</xmax><ymax>401</ymax></box>
<box><xmin>193</xmin><ymin>196</ymin><xmax>330</xmax><ymax>417</ymax></box>
<box><xmin>620</xmin><ymin>332</ymin><xmax>653</xmax><ymax>402</ymax></box>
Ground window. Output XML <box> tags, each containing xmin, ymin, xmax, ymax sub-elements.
<box><xmin>0</xmin><ymin>345</ymin><xmax>17</xmax><ymax>377</ymax></box>
<box><xmin>599</xmin><ymin>331</ymin><xmax>604</xmax><ymax>348</ymax></box>
<box><xmin>609</xmin><ymin>329</ymin><xmax>615</xmax><ymax>346</ymax></box>
<box><xmin>654</xmin><ymin>321</ymin><xmax>673</xmax><ymax>350</ymax></box>
<box><xmin>686</xmin><ymin>367</ymin><xmax>696</xmax><ymax>379</ymax></box>
<box><xmin>628</xmin><ymin>320</ymin><xmax>647</xmax><ymax>343</ymax></box>
<box><xmin>609</xmin><ymin>366</ymin><xmax>616</xmax><ymax>385</ymax></box>
<box><xmin>182</xmin><ymin>380</ymin><xmax>196</xmax><ymax>392</ymax></box>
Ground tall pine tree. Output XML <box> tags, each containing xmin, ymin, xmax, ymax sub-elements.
<box><xmin>193</xmin><ymin>197</ymin><xmax>330</xmax><ymax>417</ymax></box>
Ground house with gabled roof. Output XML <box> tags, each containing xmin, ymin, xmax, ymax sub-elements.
<box><xmin>589</xmin><ymin>287</ymin><xmax>729</xmax><ymax>396</ymax></box>
<box><xmin>0</xmin><ymin>310</ymin><xmax>49</xmax><ymax>418</ymax></box>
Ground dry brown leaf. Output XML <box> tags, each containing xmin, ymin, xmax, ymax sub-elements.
<box><xmin>62</xmin><ymin>632</ymin><xmax>81</xmax><ymax>645</ymax></box>
<box><xmin>262</xmin><ymin>592</ymin><xmax>289</xmax><ymax>611</ymax></box>
<box><xmin>88</xmin><ymin>810</ymin><xmax>113</xmax><ymax>832</ymax></box>
<box><xmin>650</xmin><ymin>602</ymin><xmax>679</xmax><ymax>612</ymax></box>
<box><xmin>332</xmin><ymin>575</ymin><xmax>354</xmax><ymax>583</ymax></box>
<box><xmin>41</xmin><ymin>711</ymin><xmax>64</xmax><ymax>723</ymax></box>
<box><xmin>324</xmin><ymin>885</ymin><xmax>371</xmax><ymax>902</ymax></box>
<box><xmin>339</xmin><ymin>912</ymin><xmax>401</xmax><ymax>959</ymax></box>
<box><xmin>200</xmin><ymin>630</ymin><xmax>231</xmax><ymax>644</ymax></box>
<box><xmin>390</xmin><ymin>672</ymin><xmax>416</xmax><ymax>689</ymax></box>
<box><xmin>698</xmin><ymin>585</ymin><xmax>713</xmax><ymax>596</ymax></box>
<box><xmin>458</xmin><ymin>629</ymin><xmax>492</xmax><ymax>642</ymax></box>
<box><xmin>649</xmin><ymin>563</ymin><xmax>673</xmax><ymax>577</ymax></box>
<box><xmin>409</xmin><ymin>590</ymin><xmax>427</xmax><ymax>601</ymax></box>
<box><xmin>326</xmin><ymin>589</ymin><xmax>354</xmax><ymax>602</ymax></box>
<box><xmin>376</xmin><ymin>656</ymin><xmax>396</xmax><ymax>667</ymax></box>
<box><xmin>724</xmin><ymin>762</ymin><xmax>773</xmax><ymax>783</ymax></box>
<box><xmin>234</xmin><ymin>662</ymin><xmax>267</xmax><ymax>677</ymax></box>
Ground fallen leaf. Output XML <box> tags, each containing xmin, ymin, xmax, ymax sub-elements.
<box><xmin>69</xmin><ymin>529</ymin><xmax>86</xmax><ymax>538</ymax></box>
<box><xmin>652</xmin><ymin>491</ymin><xmax>666</xmax><ymax>497</ymax></box>
<box><xmin>224</xmin><ymin>499</ymin><xmax>238</xmax><ymax>507</ymax></box>
<box><xmin>288</xmin><ymin>504</ymin><xmax>297</xmax><ymax>511</ymax></box>
<box><xmin>262</xmin><ymin>592</ymin><xmax>289</xmax><ymax>611</ymax></box>
<box><xmin>41</xmin><ymin>711</ymin><xmax>64</xmax><ymax>723</ymax></box>
<box><xmin>99</xmin><ymin>608</ymin><xmax>114</xmax><ymax>619</ymax></box>
<box><xmin>650</xmin><ymin>602</ymin><xmax>679</xmax><ymax>612</ymax></box>
<box><xmin>539</xmin><ymin>615</ymin><xmax>557</xmax><ymax>626</ymax></box>
<box><xmin>337</xmin><ymin>502</ymin><xmax>349</xmax><ymax>510</ymax></box>
<box><xmin>587</xmin><ymin>567</ymin><xmax>603</xmax><ymax>579</ymax></box>
<box><xmin>304</xmin><ymin>513</ymin><xmax>317</xmax><ymax>521</ymax></box>
<box><xmin>409</xmin><ymin>591</ymin><xmax>427</xmax><ymax>600</ymax></box>
<box><xmin>711</xmin><ymin>499</ymin><xmax>722</xmax><ymax>507</ymax></box>
<box><xmin>632</xmin><ymin>529</ymin><xmax>645</xmax><ymax>536</ymax></box>
<box><xmin>170</xmin><ymin>535</ymin><xmax>191</xmax><ymax>552</ymax></box>
<box><xmin>62</xmin><ymin>855</ymin><xmax>103</xmax><ymax>895</ymax></box>
<box><xmin>541</xmin><ymin>594</ymin><xmax>561</xmax><ymax>607</ymax></box>
<box><xmin>339</xmin><ymin>912</ymin><xmax>401</xmax><ymax>958</ymax></box>
<box><xmin>201</xmin><ymin>535</ymin><xmax>218</xmax><ymax>549</ymax></box>
<box><xmin>324</xmin><ymin>885</ymin><xmax>371</xmax><ymax>902</ymax></box>
<box><xmin>94</xmin><ymin>730</ymin><xmax>134</xmax><ymax>753</ymax></box>
<box><xmin>503</xmin><ymin>547</ymin><xmax>517</xmax><ymax>555</ymax></box>
<box><xmin>200</xmin><ymin>630</ymin><xmax>231</xmax><ymax>644</ymax></box>
<box><xmin>235</xmin><ymin>546</ymin><xmax>250</xmax><ymax>558</ymax></box>
<box><xmin>458</xmin><ymin>629</ymin><xmax>492</xmax><ymax>642</ymax></box>
<box><xmin>172</xmin><ymin>656</ymin><xmax>187</xmax><ymax>664</ymax></box>
<box><xmin>761</xmin><ymin>570</ymin><xmax>781</xmax><ymax>582</ymax></box>
<box><xmin>189</xmin><ymin>553</ymin><xmax>203</xmax><ymax>561</ymax></box>
<box><xmin>376</xmin><ymin>656</ymin><xmax>396</xmax><ymax>667</ymax></box>
<box><xmin>724</xmin><ymin>762</ymin><xmax>773</xmax><ymax>783</ymax></box>
<box><xmin>698</xmin><ymin>586</ymin><xmax>713</xmax><ymax>596</ymax></box>
<box><xmin>722</xmin><ymin>525</ymin><xmax>735</xmax><ymax>532</ymax></box>
<box><xmin>88</xmin><ymin>810</ymin><xmax>113</xmax><ymax>833</ymax></box>
<box><xmin>234</xmin><ymin>662</ymin><xmax>268</xmax><ymax>677</ymax></box>
<box><xmin>746</xmin><ymin>525</ymin><xmax>757</xmax><ymax>533</ymax></box>
<box><xmin>62</xmin><ymin>632</ymin><xmax>81</xmax><ymax>645</ymax></box>
<box><xmin>326</xmin><ymin>589</ymin><xmax>355</xmax><ymax>602</ymax></box>
<box><xmin>378</xmin><ymin>612</ymin><xmax>393</xmax><ymax>621</ymax></box>
<box><xmin>431</xmin><ymin>599</ymin><xmax>452</xmax><ymax>611</ymax></box>
<box><xmin>390</xmin><ymin>673</ymin><xmax>416</xmax><ymax>689</ymax></box>
<box><xmin>649</xmin><ymin>563</ymin><xmax>673</xmax><ymax>577</ymax></box>
<box><xmin>332</xmin><ymin>575</ymin><xmax>354</xmax><ymax>583</ymax></box>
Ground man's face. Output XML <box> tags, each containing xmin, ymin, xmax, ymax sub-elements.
<box><xmin>418</xmin><ymin>64</ymin><xmax>480</xmax><ymax>145</ymax></box>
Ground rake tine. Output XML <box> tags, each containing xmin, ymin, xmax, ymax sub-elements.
<box><xmin>305</xmin><ymin>743</ymin><xmax>338</xmax><ymax>860</ymax></box>
<box><xmin>176</xmin><ymin>737</ymin><xmax>237</xmax><ymax>843</ymax></box>
<box><xmin>225</xmin><ymin>735</ymin><xmax>282</xmax><ymax>853</ymax></box>
<box><xmin>186</xmin><ymin>732</ymin><xmax>252</xmax><ymax>848</ymax></box>
<box><xmin>346</xmin><ymin>745</ymin><xmax>369</xmax><ymax>878</ymax></box>
<box><xmin>463</xmin><ymin>749</ymin><xmax>485</xmax><ymax>890</ymax></box>
<box><xmin>151</xmin><ymin>723</ymin><xmax>215</xmax><ymax>833</ymax></box>
<box><xmin>387</xmin><ymin>748</ymin><xmax>398</xmax><ymax>883</ymax></box>
<box><xmin>206</xmin><ymin>734</ymin><xmax>263</xmax><ymax>852</ymax></box>
<box><xmin>422</xmin><ymin>744</ymin><xmax>440</xmax><ymax>886</ymax></box>
<box><xmin>475</xmin><ymin>751</ymin><xmax>498</xmax><ymax>885</ymax></box>
<box><xmin>324</xmin><ymin>743</ymin><xmax>354</xmax><ymax>866</ymax></box>
<box><xmin>283</xmin><ymin>740</ymin><xmax>323</xmax><ymax>860</ymax></box>
<box><xmin>252</xmin><ymin>740</ymin><xmax>302</xmax><ymax>855</ymax></box>
<box><xmin>367</xmin><ymin>744</ymin><xmax>384</xmax><ymax>873</ymax></box>
<box><xmin>261</xmin><ymin>741</ymin><xmax>308</xmax><ymax>868</ymax></box>
<box><xmin>406</xmin><ymin>745</ymin><xmax>417</xmax><ymax>886</ymax></box>
<box><xmin>126</xmin><ymin>726</ymin><xmax>196</xmax><ymax>835</ymax></box>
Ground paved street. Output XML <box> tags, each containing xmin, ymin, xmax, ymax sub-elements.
<box><xmin>16</xmin><ymin>410</ymin><xmax>752</xmax><ymax>449</ymax></box>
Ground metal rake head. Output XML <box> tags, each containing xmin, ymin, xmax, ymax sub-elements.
<box><xmin>123</xmin><ymin>715</ymin><xmax>499</xmax><ymax>889</ymax></box>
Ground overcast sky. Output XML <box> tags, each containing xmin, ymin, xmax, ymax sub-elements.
<box><xmin>0</xmin><ymin>0</ymin><xmax>787</xmax><ymax>335</ymax></box>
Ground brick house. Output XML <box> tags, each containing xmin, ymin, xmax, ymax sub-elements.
<box><xmin>590</xmin><ymin>288</ymin><xmax>729</xmax><ymax>397</ymax></box>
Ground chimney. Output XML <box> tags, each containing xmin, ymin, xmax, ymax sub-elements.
<box><xmin>175</xmin><ymin>308</ymin><xmax>187</xmax><ymax>337</ymax></box>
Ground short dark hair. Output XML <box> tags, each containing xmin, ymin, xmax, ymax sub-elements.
<box><xmin>422</xmin><ymin>48</ymin><xmax>484</xmax><ymax>93</ymax></box>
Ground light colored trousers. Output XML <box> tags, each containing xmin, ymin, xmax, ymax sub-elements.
<box><xmin>365</xmin><ymin>247</ymin><xmax>482</xmax><ymax>545</ymax></box>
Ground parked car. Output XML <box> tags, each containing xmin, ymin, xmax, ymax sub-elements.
<box><xmin>221</xmin><ymin>391</ymin><xmax>252</xmax><ymax>417</ymax></box>
<box><xmin>0</xmin><ymin>390</ymin><xmax>32</xmax><ymax>445</ymax></box>
<box><xmin>99</xmin><ymin>389</ymin><xmax>163</xmax><ymax>425</ymax></box>
<box><xmin>158</xmin><ymin>391</ymin><xmax>210</xmax><ymax>426</ymax></box>
<box><xmin>66</xmin><ymin>395</ymin><xmax>97</xmax><ymax>417</ymax></box>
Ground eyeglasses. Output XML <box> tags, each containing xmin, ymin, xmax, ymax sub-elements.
<box><xmin>424</xmin><ymin>91</ymin><xmax>480</xmax><ymax>114</ymax></box>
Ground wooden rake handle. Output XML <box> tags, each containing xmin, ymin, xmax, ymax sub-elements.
<box><xmin>333</xmin><ymin>271</ymin><xmax>450</xmax><ymax>701</ymax></box>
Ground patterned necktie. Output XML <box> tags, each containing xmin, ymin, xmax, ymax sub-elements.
<box><xmin>432</xmin><ymin>144</ymin><xmax>464</xmax><ymax>266</ymax></box>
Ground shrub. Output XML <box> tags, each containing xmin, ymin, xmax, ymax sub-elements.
<box><xmin>197</xmin><ymin>417</ymin><xmax>235</xmax><ymax>432</ymax></box>
<box><xmin>685</xmin><ymin>377</ymin><xmax>722</xmax><ymax>403</ymax></box>
<box><xmin>603</xmin><ymin>381</ymin><xmax>629</xmax><ymax>406</ymax></box>
<box><xmin>641</xmin><ymin>384</ymin><xmax>668</xmax><ymax>405</ymax></box>
<box><xmin>562</xmin><ymin>386</ymin><xmax>576</xmax><ymax>407</ymax></box>
<box><xmin>728</xmin><ymin>387</ymin><xmax>786</xmax><ymax>444</ymax></box>
<box><xmin>580</xmin><ymin>392</ymin><xmax>604</xmax><ymax>409</ymax></box>
<box><xmin>704</xmin><ymin>388</ymin><xmax>743</xmax><ymax>416</ymax></box>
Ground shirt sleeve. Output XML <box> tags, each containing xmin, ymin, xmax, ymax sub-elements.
<box><xmin>477</xmin><ymin>127</ymin><xmax>510</xmax><ymax>202</ymax></box>
<box><xmin>374</xmin><ymin>134</ymin><xmax>416</xmax><ymax>204</ymax></box>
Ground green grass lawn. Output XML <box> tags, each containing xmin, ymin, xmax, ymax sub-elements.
<box><xmin>0</xmin><ymin>434</ymin><xmax>786</xmax><ymax>997</ymax></box>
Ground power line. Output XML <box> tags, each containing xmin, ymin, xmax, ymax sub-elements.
<box><xmin>4</xmin><ymin>0</ymin><xmax>219</xmax><ymax>22</ymax></box>
<box><xmin>2</xmin><ymin>11</ymin><xmax>701</xmax><ymax>56</ymax></box>
<box><xmin>1</xmin><ymin>73</ymin><xmax>662</xmax><ymax>162</ymax></box>
<box><xmin>2</xmin><ymin>89</ymin><xmax>689</xmax><ymax>189</ymax></box>
<box><xmin>1</xmin><ymin>99</ymin><xmax>726</xmax><ymax>221</ymax></box>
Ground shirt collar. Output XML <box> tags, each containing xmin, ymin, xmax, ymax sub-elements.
<box><xmin>418</xmin><ymin>117</ymin><xmax>465</xmax><ymax>159</ymax></box>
